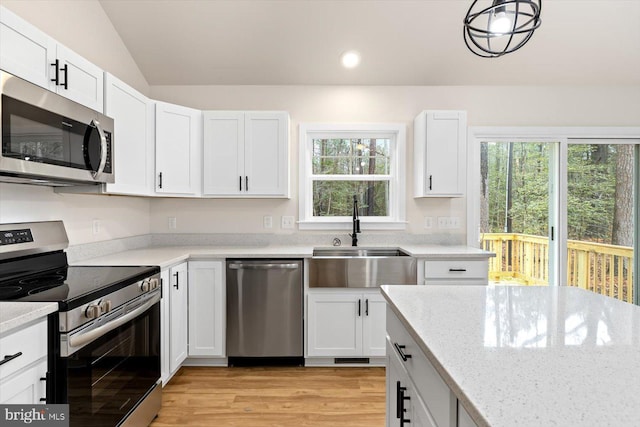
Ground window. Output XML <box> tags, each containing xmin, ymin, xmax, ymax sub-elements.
<box><xmin>299</xmin><ymin>123</ymin><xmax>406</xmax><ymax>230</ymax></box>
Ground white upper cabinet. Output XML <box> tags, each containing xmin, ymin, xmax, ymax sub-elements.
<box><xmin>203</xmin><ymin>111</ymin><xmax>289</xmax><ymax>198</ymax></box>
<box><xmin>155</xmin><ymin>101</ymin><xmax>202</xmax><ymax>196</ymax></box>
<box><xmin>414</xmin><ymin>110</ymin><xmax>467</xmax><ymax>197</ymax></box>
<box><xmin>104</xmin><ymin>73</ymin><xmax>154</xmax><ymax>196</ymax></box>
<box><xmin>0</xmin><ymin>6</ymin><xmax>104</xmax><ymax>112</ymax></box>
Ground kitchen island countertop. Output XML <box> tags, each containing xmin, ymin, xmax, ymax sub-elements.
<box><xmin>381</xmin><ymin>285</ymin><xmax>640</xmax><ymax>427</ymax></box>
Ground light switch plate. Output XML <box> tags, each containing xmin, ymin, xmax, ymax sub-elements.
<box><xmin>168</xmin><ymin>217</ymin><xmax>177</xmax><ymax>229</ymax></box>
<box><xmin>263</xmin><ymin>215</ymin><xmax>273</xmax><ymax>229</ymax></box>
<box><xmin>281</xmin><ymin>216</ymin><xmax>295</xmax><ymax>229</ymax></box>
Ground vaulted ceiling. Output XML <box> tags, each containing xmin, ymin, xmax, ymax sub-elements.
<box><xmin>99</xmin><ymin>0</ymin><xmax>640</xmax><ymax>86</ymax></box>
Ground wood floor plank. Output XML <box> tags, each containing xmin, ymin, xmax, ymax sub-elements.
<box><xmin>151</xmin><ymin>366</ymin><xmax>386</xmax><ymax>427</ymax></box>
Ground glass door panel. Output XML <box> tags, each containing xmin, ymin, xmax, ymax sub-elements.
<box><xmin>567</xmin><ymin>143</ymin><xmax>635</xmax><ymax>303</ymax></box>
<box><xmin>480</xmin><ymin>141</ymin><xmax>555</xmax><ymax>286</ymax></box>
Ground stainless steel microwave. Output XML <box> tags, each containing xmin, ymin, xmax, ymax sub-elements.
<box><xmin>0</xmin><ymin>70</ymin><xmax>114</xmax><ymax>186</ymax></box>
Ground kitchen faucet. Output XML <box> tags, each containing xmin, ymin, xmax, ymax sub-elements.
<box><xmin>349</xmin><ymin>195</ymin><xmax>361</xmax><ymax>246</ymax></box>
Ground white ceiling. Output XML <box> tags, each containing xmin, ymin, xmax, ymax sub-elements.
<box><xmin>98</xmin><ymin>0</ymin><xmax>640</xmax><ymax>86</ymax></box>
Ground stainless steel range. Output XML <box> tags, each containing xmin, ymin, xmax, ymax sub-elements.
<box><xmin>0</xmin><ymin>221</ymin><xmax>161</xmax><ymax>427</ymax></box>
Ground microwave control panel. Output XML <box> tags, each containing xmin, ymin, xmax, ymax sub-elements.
<box><xmin>0</xmin><ymin>229</ymin><xmax>34</xmax><ymax>245</ymax></box>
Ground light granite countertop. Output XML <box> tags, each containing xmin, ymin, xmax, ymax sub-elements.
<box><xmin>381</xmin><ymin>285</ymin><xmax>640</xmax><ymax>427</ymax></box>
<box><xmin>74</xmin><ymin>244</ymin><xmax>493</xmax><ymax>268</ymax></box>
<box><xmin>0</xmin><ymin>302</ymin><xmax>58</xmax><ymax>335</ymax></box>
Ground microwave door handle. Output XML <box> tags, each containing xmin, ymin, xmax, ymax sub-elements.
<box><xmin>91</xmin><ymin>119</ymin><xmax>108</xmax><ymax>179</ymax></box>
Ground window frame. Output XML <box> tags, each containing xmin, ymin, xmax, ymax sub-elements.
<box><xmin>298</xmin><ymin>123</ymin><xmax>406</xmax><ymax>230</ymax></box>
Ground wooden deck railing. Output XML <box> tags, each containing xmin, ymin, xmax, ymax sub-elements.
<box><xmin>481</xmin><ymin>233</ymin><xmax>634</xmax><ymax>303</ymax></box>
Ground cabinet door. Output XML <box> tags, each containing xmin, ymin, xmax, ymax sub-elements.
<box><xmin>160</xmin><ymin>269</ymin><xmax>171</xmax><ymax>385</ymax></box>
<box><xmin>55</xmin><ymin>44</ymin><xmax>104</xmax><ymax>112</ymax></box>
<box><xmin>202</xmin><ymin>112</ymin><xmax>245</xmax><ymax>195</ymax></box>
<box><xmin>169</xmin><ymin>263</ymin><xmax>188</xmax><ymax>373</ymax></box>
<box><xmin>244</xmin><ymin>112</ymin><xmax>289</xmax><ymax>197</ymax></box>
<box><xmin>0</xmin><ymin>360</ymin><xmax>47</xmax><ymax>404</ymax></box>
<box><xmin>188</xmin><ymin>261</ymin><xmax>225</xmax><ymax>357</ymax></box>
<box><xmin>362</xmin><ymin>292</ymin><xmax>386</xmax><ymax>356</ymax></box>
<box><xmin>307</xmin><ymin>292</ymin><xmax>362</xmax><ymax>357</ymax></box>
<box><xmin>104</xmin><ymin>73</ymin><xmax>153</xmax><ymax>196</ymax></box>
<box><xmin>0</xmin><ymin>6</ymin><xmax>56</xmax><ymax>90</ymax></box>
<box><xmin>156</xmin><ymin>101</ymin><xmax>202</xmax><ymax>195</ymax></box>
<box><xmin>414</xmin><ymin>110</ymin><xmax>466</xmax><ymax>197</ymax></box>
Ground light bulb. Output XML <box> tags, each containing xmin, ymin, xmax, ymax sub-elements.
<box><xmin>490</xmin><ymin>11</ymin><xmax>511</xmax><ymax>34</ymax></box>
<box><xmin>340</xmin><ymin>51</ymin><xmax>361</xmax><ymax>69</ymax></box>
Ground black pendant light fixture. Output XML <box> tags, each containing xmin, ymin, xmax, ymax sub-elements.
<box><xmin>463</xmin><ymin>0</ymin><xmax>542</xmax><ymax>58</ymax></box>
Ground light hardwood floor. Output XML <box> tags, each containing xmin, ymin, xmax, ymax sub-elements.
<box><xmin>151</xmin><ymin>366</ymin><xmax>386</xmax><ymax>427</ymax></box>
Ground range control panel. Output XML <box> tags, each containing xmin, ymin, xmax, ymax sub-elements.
<box><xmin>0</xmin><ymin>229</ymin><xmax>34</xmax><ymax>245</ymax></box>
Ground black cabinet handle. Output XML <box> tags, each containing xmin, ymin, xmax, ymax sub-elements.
<box><xmin>357</xmin><ymin>299</ymin><xmax>361</xmax><ymax>317</ymax></box>
<box><xmin>173</xmin><ymin>271</ymin><xmax>179</xmax><ymax>290</ymax></box>
<box><xmin>245</xmin><ymin>176</ymin><xmax>248</xmax><ymax>191</ymax></box>
<box><xmin>0</xmin><ymin>352</ymin><xmax>23</xmax><ymax>367</ymax></box>
<box><xmin>393</xmin><ymin>343</ymin><xmax>412</xmax><ymax>362</ymax></box>
<box><xmin>239</xmin><ymin>176</ymin><xmax>242</xmax><ymax>191</ymax></box>
<box><xmin>60</xmin><ymin>63</ymin><xmax>68</xmax><ymax>89</ymax></box>
<box><xmin>429</xmin><ymin>175</ymin><xmax>433</xmax><ymax>190</ymax></box>
<box><xmin>449</xmin><ymin>268</ymin><xmax>467</xmax><ymax>272</ymax></box>
<box><xmin>365</xmin><ymin>299</ymin><xmax>369</xmax><ymax>316</ymax></box>
<box><xmin>50</xmin><ymin>59</ymin><xmax>60</xmax><ymax>85</ymax></box>
<box><xmin>159</xmin><ymin>172</ymin><xmax>163</xmax><ymax>189</ymax></box>
<box><xmin>396</xmin><ymin>381</ymin><xmax>410</xmax><ymax>425</ymax></box>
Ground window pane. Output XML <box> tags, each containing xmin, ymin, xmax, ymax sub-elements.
<box><xmin>313</xmin><ymin>181</ymin><xmax>389</xmax><ymax>216</ymax></box>
<box><xmin>480</xmin><ymin>141</ymin><xmax>551</xmax><ymax>286</ymax></box>
<box><xmin>567</xmin><ymin>144</ymin><xmax>635</xmax><ymax>303</ymax></box>
<box><xmin>312</xmin><ymin>138</ymin><xmax>390</xmax><ymax>175</ymax></box>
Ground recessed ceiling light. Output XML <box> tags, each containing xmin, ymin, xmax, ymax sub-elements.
<box><xmin>340</xmin><ymin>50</ymin><xmax>361</xmax><ymax>69</ymax></box>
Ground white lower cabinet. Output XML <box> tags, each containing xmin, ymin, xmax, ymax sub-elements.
<box><xmin>307</xmin><ymin>290</ymin><xmax>386</xmax><ymax>358</ymax></box>
<box><xmin>0</xmin><ymin>318</ymin><xmax>48</xmax><ymax>404</ymax></box>
<box><xmin>161</xmin><ymin>262</ymin><xmax>188</xmax><ymax>385</ymax></box>
<box><xmin>386</xmin><ymin>307</ymin><xmax>477</xmax><ymax>427</ymax></box>
<box><xmin>423</xmin><ymin>259</ymin><xmax>489</xmax><ymax>286</ymax></box>
<box><xmin>188</xmin><ymin>260</ymin><xmax>225</xmax><ymax>357</ymax></box>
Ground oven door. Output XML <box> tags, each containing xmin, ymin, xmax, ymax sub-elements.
<box><xmin>55</xmin><ymin>298</ymin><xmax>160</xmax><ymax>427</ymax></box>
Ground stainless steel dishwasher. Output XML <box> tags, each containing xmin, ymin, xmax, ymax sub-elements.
<box><xmin>226</xmin><ymin>259</ymin><xmax>303</xmax><ymax>364</ymax></box>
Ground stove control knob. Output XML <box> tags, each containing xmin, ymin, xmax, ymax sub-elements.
<box><xmin>140</xmin><ymin>280</ymin><xmax>151</xmax><ymax>292</ymax></box>
<box><xmin>100</xmin><ymin>300</ymin><xmax>112</xmax><ymax>313</ymax></box>
<box><xmin>149</xmin><ymin>278</ymin><xmax>159</xmax><ymax>290</ymax></box>
<box><xmin>85</xmin><ymin>304</ymin><xmax>101</xmax><ymax>319</ymax></box>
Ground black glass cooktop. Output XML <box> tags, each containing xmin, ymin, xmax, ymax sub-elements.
<box><xmin>0</xmin><ymin>260</ymin><xmax>159</xmax><ymax>310</ymax></box>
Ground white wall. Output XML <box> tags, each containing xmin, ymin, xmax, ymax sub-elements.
<box><xmin>0</xmin><ymin>184</ymin><xmax>151</xmax><ymax>245</ymax></box>
<box><xmin>0</xmin><ymin>0</ymin><xmax>149</xmax><ymax>94</ymax></box>
<box><xmin>148</xmin><ymin>84</ymin><xmax>640</xmax><ymax>236</ymax></box>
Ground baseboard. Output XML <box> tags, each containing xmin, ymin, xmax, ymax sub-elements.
<box><xmin>182</xmin><ymin>357</ymin><xmax>229</xmax><ymax>367</ymax></box>
<box><xmin>304</xmin><ymin>356</ymin><xmax>386</xmax><ymax>367</ymax></box>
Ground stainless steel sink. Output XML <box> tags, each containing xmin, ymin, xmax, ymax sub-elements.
<box><xmin>309</xmin><ymin>247</ymin><xmax>417</xmax><ymax>288</ymax></box>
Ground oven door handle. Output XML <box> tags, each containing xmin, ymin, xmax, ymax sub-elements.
<box><xmin>65</xmin><ymin>292</ymin><xmax>160</xmax><ymax>355</ymax></box>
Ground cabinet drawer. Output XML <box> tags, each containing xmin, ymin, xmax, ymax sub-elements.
<box><xmin>424</xmin><ymin>259</ymin><xmax>488</xmax><ymax>280</ymax></box>
<box><xmin>0</xmin><ymin>359</ymin><xmax>47</xmax><ymax>404</ymax></box>
<box><xmin>387</xmin><ymin>307</ymin><xmax>456</xmax><ymax>427</ymax></box>
<box><xmin>0</xmin><ymin>318</ymin><xmax>47</xmax><ymax>380</ymax></box>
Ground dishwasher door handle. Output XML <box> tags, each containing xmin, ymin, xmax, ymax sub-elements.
<box><xmin>228</xmin><ymin>263</ymin><xmax>300</xmax><ymax>270</ymax></box>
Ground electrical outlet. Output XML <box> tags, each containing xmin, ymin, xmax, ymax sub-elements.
<box><xmin>92</xmin><ymin>219</ymin><xmax>101</xmax><ymax>235</ymax></box>
<box><xmin>168</xmin><ymin>217</ymin><xmax>177</xmax><ymax>229</ymax></box>
<box><xmin>424</xmin><ymin>216</ymin><xmax>433</xmax><ymax>229</ymax></box>
<box><xmin>263</xmin><ymin>215</ymin><xmax>273</xmax><ymax>229</ymax></box>
<box><xmin>281</xmin><ymin>216</ymin><xmax>295</xmax><ymax>229</ymax></box>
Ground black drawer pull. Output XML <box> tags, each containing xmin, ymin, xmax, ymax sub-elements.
<box><xmin>393</xmin><ymin>343</ymin><xmax>412</xmax><ymax>361</ymax></box>
<box><xmin>449</xmin><ymin>268</ymin><xmax>467</xmax><ymax>272</ymax></box>
<box><xmin>0</xmin><ymin>352</ymin><xmax>23</xmax><ymax>367</ymax></box>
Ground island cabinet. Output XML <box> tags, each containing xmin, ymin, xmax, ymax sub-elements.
<box><xmin>0</xmin><ymin>318</ymin><xmax>48</xmax><ymax>404</ymax></box>
<box><xmin>0</xmin><ymin>6</ymin><xmax>104</xmax><ymax>112</ymax></box>
<box><xmin>155</xmin><ymin>101</ymin><xmax>202</xmax><ymax>196</ymax></box>
<box><xmin>160</xmin><ymin>262</ymin><xmax>188</xmax><ymax>385</ymax></box>
<box><xmin>387</xmin><ymin>307</ymin><xmax>475</xmax><ymax>427</ymax></box>
<box><xmin>202</xmin><ymin>111</ymin><xmax>289</xmax><ymax>198</ymax></box>
<box><xmin>187</xmin><ymin>260</ymin><xmax>225</xmax><ymax>358</ymax></box>
<box><xmin>306</xmin><ymin>290</ymin><xmax>386</xmax><ymax>361</ymax></box>
<box><xmin>413</xmin><ymin>110</ymin><xmax>467</xmax><ymax>198</ymax></box>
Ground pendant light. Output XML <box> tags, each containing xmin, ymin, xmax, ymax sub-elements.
<box><xmin>463</xmin><ymin>0</ymin><xmax>542</xmax><ymax>58</ymax></box>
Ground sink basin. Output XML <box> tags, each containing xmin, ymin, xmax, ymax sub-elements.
<box><xmin>312</xmin><ymin>248</ymin><xmax>410</xmax><ymax>257</ymax></box>
<box><xmin>309</xmin><ymin>247</ymin><xmax>416</xmax><ymax>288</ymax></box>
